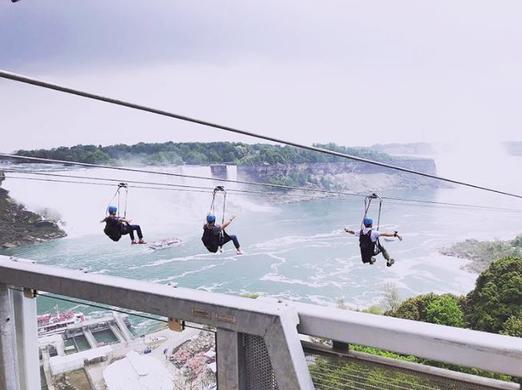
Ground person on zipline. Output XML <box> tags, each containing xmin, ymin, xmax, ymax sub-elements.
<box><xmin>102</xmin><ymin>206</ymin><xmax>146</xmax><ymax>244</ymax></box>
<box><xmin>344</xmin><ymin>217</ymin><xmax>401</xmax><ymax>267</ymax></box>
<box><xmin>202</xmin><ymin>214</ymin><xmax>242</xmax><ymax>255</ymax></box>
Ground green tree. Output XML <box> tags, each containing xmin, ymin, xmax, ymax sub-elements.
<box><xmin>386</xmin><ymin>293</ymin><xmax>437</xmax><ymax>321</ymax></box>
<box><xmin>426</xmin><ymin>295</ymin><xmax>464</xmax><ymax>327</ymax></box>
<box><xmin>501</xmin><ymin>316</ymin><xmax>522</xmax><ymax>337</ymax></box>
<box><xmin>465</xmin><ymin>256</ymin><xmax>522</xmax><ymax>333</ymax></box>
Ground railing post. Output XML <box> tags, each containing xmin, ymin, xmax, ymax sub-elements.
<box><xmin>0</xmin><ymin>283</ymin><xmax>20</xmax><ymax>390</ymax></box>
<box><xmin>13</xmin><ymin>288</ymin><xmax>41</xmax><ymax>390</ymax></box>
<box><xmin>216</xmin><ymin>328</ymin><xmax>245</xmax><ymax>390</ymax></box>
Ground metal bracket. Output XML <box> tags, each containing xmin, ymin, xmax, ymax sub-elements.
<box><xmin>23</xmin><ymin>288</ymin><xmax>36</xmax><ymax>299</ymax></box>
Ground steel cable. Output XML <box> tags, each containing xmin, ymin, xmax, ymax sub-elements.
<box><xmin>2</xmin><ymin>165</ymin><xmax>522</xmax><ymax>213</ymax></box>
<box><xmin>1</xmin><ymin>69</ymin><xmax>521</xmax><ymax>199</ymax></box>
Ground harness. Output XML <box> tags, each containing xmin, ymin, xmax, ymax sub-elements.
<box><xmin>358</xmin><ymin>193</ymin><xmax>383</xmax><ymax>263</ymax></box>
<box><xmin>104</xmin><ymin>217</ymin><xmax>123</xmax><ymax>242</ymax></box>
<box><xmin>202</xmin><ymin>186</ymin><xmax>227</xmax><ymax>252</ymax></box>
<box><xmin>358</xmin><ymin>228</ymin><xmax>381</xmax><ymax>263</ymax></box>
<box><xmin>210</xmin><ymin>185</ymin><xmax>227</xmax><ymax>227</ymax></box>
<box><xmin>103</xmin><ymin>183</ymin><xmax>128</xmax><ymax>241</ymax></box>
<box><xmin>107</xmin><ymin>182</ymin><xmax>129</xmax><ymax>218</ymax></box>
<box><xmin>362</xmin><ymin>193</ymin><xmax>382</xmax><ymax>231</ymax></box>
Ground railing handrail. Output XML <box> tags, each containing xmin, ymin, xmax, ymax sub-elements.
<box><xmin>0</xmin><ymin>255</ymin><xmax>520</xmax><ymax>377</ymax></box>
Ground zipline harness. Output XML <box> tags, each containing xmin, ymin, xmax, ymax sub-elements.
<box><xmin>202</xmin><ymin>186</ymin><xmax>227</xmax><ymax>252</ymax></box>
<box><xmin>209</xmin><ymin>185</ymin><xmax>227</xmax><ymax>227</ymax></box>
<box><xmin>362</xmin><ymin>193</ymin><xmax>382</xmax><ymax>231</ymax></box>
<box><xmin>107</xmin><ymin>182</ymin><xmax>128</xmax><ymax>218</ymax></box>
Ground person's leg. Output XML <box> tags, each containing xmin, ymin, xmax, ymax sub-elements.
<box><xmin>128</xmin><ymin>227</ymin><xmax>135</xmax><ymax>242</ymax></box>
<box><xmin>220</xmin><ymin>232</ymin><xmax>242</xmax><ymax>254</ymax></box>
<box><xmin>120</xmin><ymin>225</ymin><xmax>134</xmax><ymax>242</ymax></box>
<box><xmin>132</xmin><ymin>225</ymin><xmax>144</xmax><ymax>240</ymax></box>
<box><xmin>227</xmin><ymin>235</ymin><xmax>240</xmax><ymax>250</ymax></box>
<box><xmin>129</xmin><ymin>225</ymin><xmax>145</xmax><ymax>243</ymax></box>
<box><xmin>220</xmin><ymin>232</ymin><xmax>231</xmax><ymax>246</ymax></box>
<box><xmin>377</xmin><ymin>243</ymin><xmax>390</xmax><ymax>260</ymax></box>
<box><xmin>377</xmin><ymin>242</ymin><xmax>394</xmax><ymax>266</ymax></box>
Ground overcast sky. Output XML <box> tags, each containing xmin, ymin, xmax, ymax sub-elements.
<box><xmin>1</xmin><ymin>1</ymin><xmax>521</xmax><ymax>152</ymax></box>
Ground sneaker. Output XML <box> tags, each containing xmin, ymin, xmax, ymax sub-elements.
<box><xmin>138</xmin><ymin>240</ymin><xmax>147</xmax><ymax>244</ymax></box>
<box><xmin>386</xmin><ymin>259</ymin><xmax>395</xmax><ymax>267</ymax></box>
<box><xmin>370</xmin><ymin>257</ymin><xmax>376</xmax><ymax>265</ymax></box>
<box><xmin>236</xmin><ymin>249</ymin><xmax>243</xmax><ymax>255</ymax></box>
<box><xmin>131</xmin><ymin>241</ymin><xmax>138</xmax><ymax>245</ymax></box>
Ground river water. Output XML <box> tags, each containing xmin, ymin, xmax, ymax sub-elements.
<box><xmin>1</xmin><ymin>161</ymin><xmax>521</xmax><ymax>332</ymax></box>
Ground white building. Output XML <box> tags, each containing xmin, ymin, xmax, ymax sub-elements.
<box><xmin>103</xmin><ymin>351</ymin><xmax>174</xmax><ymax>390</ymax></box>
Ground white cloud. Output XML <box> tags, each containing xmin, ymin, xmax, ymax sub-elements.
<box><xmin>1</xmin><ymin>0</ymin><xmax>521</xmax><ymax>151</ymax></box>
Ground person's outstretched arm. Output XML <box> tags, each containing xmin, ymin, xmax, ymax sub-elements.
<box><xmin>221</xmin><ymin>216</ymin><xmax>236</xmax><ymax>230</ymax></box>
<box><xmin>344</xmin><ymin>228</ymin><xmax>356</xmax><ymax>235</ymax></box>
<box><xmin>379</xmin><ymin>231</ymin><xmax>403</xmax><ymax>241</ymax></box>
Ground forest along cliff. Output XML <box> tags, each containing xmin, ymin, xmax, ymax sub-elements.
<box><xmin>11</xmin><ymin>142</ymin><xmax>439</xmax><ymax>193</ymax></box>
<box><xmin>238</xmin><ymin>157</ymin><xmax>438</xmax><ymax>192</ymax></box>
<box><xmin>0</xmin><ymin>171</ymin><xmax>66</xmax><ymax>248</ymax></box>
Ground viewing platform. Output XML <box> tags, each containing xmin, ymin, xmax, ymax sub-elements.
<box><xmin>0</xmin><ymin>255</ymin><xmax>520</xmax><ymax>389</ymax></box>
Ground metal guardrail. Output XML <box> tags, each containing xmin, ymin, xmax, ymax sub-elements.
<box><xmin>302</xmin><ymin>341</ymin><xmax>520</xmax><ymax>390</ymax></box>
<box><xmin>0</xmin><ymin>255</ymin><xmax>521</xmax><ymax>390</ymax></box>
<box><xmin>294</xmin><ymin>301</ymin><xmax>522</xmax><ymax>377</ymax></box>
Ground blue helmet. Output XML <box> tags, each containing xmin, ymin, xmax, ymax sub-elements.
<box><xmin>206</xmin><ymin>214</ymin><xmax>216</xmax><ymax>224</ymax></box>
<box><xmin>108</xmin><ymin>206</ymin><xmax>117</xmax><ymax>215</ymax></box>
<box><xmin>363</xmin><ymin>217</ymin><xmax>373</xmax><ymax>227</ymax></box>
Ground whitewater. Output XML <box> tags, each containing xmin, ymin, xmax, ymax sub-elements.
<box><xmin>1</xmin><ymin>153</ymin><xmax>521</xmax><ymax>332</ymax></box>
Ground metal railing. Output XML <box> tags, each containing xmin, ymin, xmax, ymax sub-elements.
<box><xmin>0</xmin><ymin>255</ymin><xmax>520</xmax><ymax>390</ymax></box>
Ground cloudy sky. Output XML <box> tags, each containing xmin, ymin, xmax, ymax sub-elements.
<box><xmin>1</xmin><ymin>1</ymin><xmax>521</xmax><ymax>151</ymax></box>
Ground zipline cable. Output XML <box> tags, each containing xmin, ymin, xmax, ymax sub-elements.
<box><xmin>1</xmin><ymin>69</ymin><xmax>521</xmax><ymax>200</ymax></box>
<box><xmin>3</xmin><ymin>164</ymin><xmax>522</xmax><ymax>213</ymax></box>
<box><xmin>0</xmin><ymin>152</ymin><xmax>362</xmax><ymax>197</ymax></box>
<box><xmin>3</xmin><ymin>174</ymin><xmax>315</xmax><ymax>198</ymax></box>
<box><xmin>1</xmin><ymin>169</ymin><xmax>313</xmax><ymax>197</ymax></box>
<box><xmin>3</xmin><ymin>175</ymin><xmax>262</xmax><ymax>196</ymax></box>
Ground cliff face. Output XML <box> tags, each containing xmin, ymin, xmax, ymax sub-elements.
<box><xmin>237</xmin><ymin>158</ymin><xmax>438</xmax><ymax>192</ymax></box>
<box><xmin>0</xmin><ymin>172</ymin><xmax>66</xmax><ymax>248</ymax></box>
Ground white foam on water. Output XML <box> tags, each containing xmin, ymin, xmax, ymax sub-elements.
<box><xmin>5</xmin><ymin>160</ymin><xmax>521</xmax><ymax>315</ymax></box>
<box><xmin>2</xmin><ymin>164</ymin><xmax>280</xmax><ymax>239</ymax></box>
<box><xmin>196</xmin><ymin>282</ymin><xmax>225</xmax><ymax>292</ymax></box>
<box><xmin>150</xmin><ymin>263</ymin><xmax>226</xmax><ymax>283</ymax></box>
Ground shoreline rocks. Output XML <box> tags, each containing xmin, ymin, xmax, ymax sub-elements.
<box><xmin>441</xmin><ymin>236</ymin><xmax>522</xmax><ymax>273</ymax></box>
<box><xmin>0</xmin><ymin>171</ymin><xmax>66</xmax><ymax>249</ymax></box>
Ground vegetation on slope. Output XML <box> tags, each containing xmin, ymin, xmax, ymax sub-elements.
<box><xmin>13</xmin><ymin>142</ymin><xmax>394</xmax><ymax>166</ymax></box>
<box><xmin>308</xmin><ymin>256</ymin><xmax>522</xmax><ymax>387</ymax></box>
<box><xmin>441</xmin><ymin>235</ymin><xmax>522</xmax><ymax>273</ymax></box>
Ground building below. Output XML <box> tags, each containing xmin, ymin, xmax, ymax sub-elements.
<box><xmin>38</xmin><ymin>310</ymin><xmax>217</xmax><ymax>389</ymax></box>
<box><xmin>104</xmin><ymin>351</ymin><xmax>173</xmax><ymax>390</ymax></box>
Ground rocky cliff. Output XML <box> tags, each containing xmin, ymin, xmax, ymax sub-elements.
<box><xmin>0</xmin><ymin>171</ymin><xmax>66</xmax><ymax>248</ymax></box>
<box><xmin>237</xmin><ymin>157</ymin><xmax>439</xmax><ymax>192</ymax></box>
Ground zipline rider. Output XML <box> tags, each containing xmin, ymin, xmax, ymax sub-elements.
<box><xmin>102</xmin><ymin>206</ymin><xmax>146</xmax><ymax>245</ymax></box>
<box><xmin>345</xmin><ymin>217</ymin><xmax>402</xmax><ymax>267</ymax></box>
<box><xmin>202</xmin><ymin>214</ymin><xmax>243</xmax><ymax>255</ymax></box>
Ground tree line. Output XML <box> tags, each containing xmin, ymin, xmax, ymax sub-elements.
<box><xmin>14</xmin><ymin>141</ymin><xmax>393</xmax><ymax>166</ymax></box>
